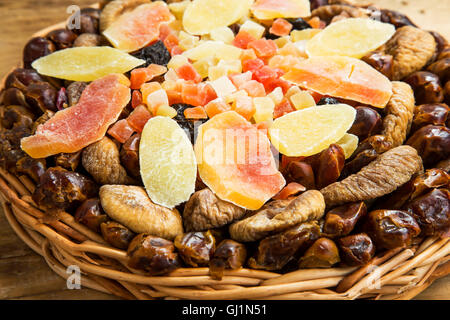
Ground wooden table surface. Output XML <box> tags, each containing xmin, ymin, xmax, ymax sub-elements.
<box><xmin>0</xmin><ymin>0</ymin><xmax>449</xmax><ymax>300</ymax></box>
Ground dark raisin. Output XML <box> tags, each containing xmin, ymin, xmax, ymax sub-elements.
<box><xmin>265</xmin><ymin>32</ymin><xmax>279</xmax><ymax>40</ymax></box>
<box><xmin>317</xmin><ymin>97</ymin><xmax>340</xmax><ymax>105</ymax></box>
<box><xmin>171</xmin><ymin>104</ymin><xmax>205</xmax><ymax>142</ymax></box>
<box><xmin>132</xmin><ymin>40</ymin><xmax>171</xmax><ymax>67</ymax></box>
<box><xmin>286</xmin><ymin>18</ymin><xmax>311</xmax><ymax>31</ymax></box>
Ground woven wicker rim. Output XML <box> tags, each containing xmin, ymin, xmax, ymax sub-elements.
<box><xmin>0</xmin><ymin>4</ymin><xmax>449</xmax><ymax>300</ymax></box>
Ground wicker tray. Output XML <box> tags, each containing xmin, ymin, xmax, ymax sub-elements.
<box><xmin>0</xmin><ymin>6</ymin><xmax>449</xmax><ymax>300</ymax></box>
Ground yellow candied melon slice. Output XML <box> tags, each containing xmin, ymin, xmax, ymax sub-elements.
<box><xmin>251</xmin><ymin>0</ymin><xmax>310</xmax><ymax>20</ymax></box>
<box><xmin>306</xmin><ymin>18</ymin><xmax>396</xmax><ymax>59</ymax></box>
<box><xmin>269</xmin><ymin>104</ymin><xmax>356</xmax><ymax>157</ymax></box>
<box><xmin>31</xmin><ymin>47</ymin><xmax>145</xmax><ymax>82</ymax></box>
<box><xmin>195</xmin><ymin>111</ymin><xmax>285</xmax><ymax>210</ymax></box>
<box><xmin>183</xmin><ymin>0</ymin><xmax>253</xmax><ymax>35</ymax></box>
<box><xmin>139</xmin><ymin>116</ymin><xmax>197</xmax><ymax>209</ymax></box>
<box><xmin>182</xmin><ymin>41</ymin><xmax>242</xmax><ymax>61</ymax></box>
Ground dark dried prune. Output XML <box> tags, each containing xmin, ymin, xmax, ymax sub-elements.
<box><xmin>412</xmin><ymin>103</ymin><xmax>449</xmax><ymax>132</ymax></box>
<box><xmin>315</xmin><ymin>144</ymin><xmax>345</xmax><ymax>189</ymax></box>
<box><xmin>1</xmin><ymin>105</ymin><xmax>35</xmax><ymax>129</ymax></box>
<box><xmin>120</xmin><ymin>133</ymin><xmax>141</xmax><ymax>178</ymax></box>
<box><xmin>174</xmin><ymin>231</ymin><xmax>216</xmax><ymax>267</ymax></box>
<box><xmin>405</xmin><ymin>188</ymin><xmax>450</xmax><ymax>236</ymax></box>
<box><xmin>55</xmin><ymin>151</ymin><xmax>82</xmax><ymax>171</ymax></box>
<box><xmin>404</xmin><ymin>71</ymin><xmax>444</xmax><ymax>105</ymax></box>
<box><xmin>364</xmin><ymin>210</ymin><xmax>421</xmax><ymax>249</ymax></box>
<box><xmin>284</xmin><ymin>161</ymin><xmax>315</xmax><ymax>190</ymax></box>
<box><xmin>32</xmin><ymin>166</ymin><xmax>98</xmax><ymax>212</ymax></box>
<box><xmin>427</xmin><ymin>58</ymin><xmax>450</xmax><ymax>84</ymax></box>
<box><xmin>16</xmin><ymin>156</ymin><xmax>46</xmax><ymax>183</ymax></box>
<box><xmin>25</xmin><ymin>82</ymin><xmax>58</xmax><ymax>112</ymax></box>
<box><xmin>317</xmin><ymin>97</ymin><xmax>340</xmax><ymax>105</ymax></box>
<box><xmin>348</xmin><ymin>106</ymin><xmax>382</xmax><ymax>141</ymax></box>
<box><xmin>380</xmin><ymin>9</ymin><xmax>417</xmax><ymax>29</ymax></box>
<box><xmin>323</xmin><ymin>202</ymin><xmax>367</xmax><ymax>238</ymax></box>
<box><xmin>361</xmin><ymin>51</ymin><xmax>394</xmax><ymax>79</ymax></box>
<box><xmin>406</xmin><ymin>125</ymin><xmax>450</xmax><ymax>167</ymax></box>
<box><xmin>132</xmin><ymin>40</ymin><xmax>171</xmax><ymax>67</ymax></box>
<box><xmin>101</xmin><ymin>221</ymin><xmax>135</xmax><ymax>249</ymax></box>
<box><xmin>248</xmin><ymin>222</ymin><xmax>320</xmax><ymax>271</ymax></box>
<box><xmin>75</xmin><ymin>198</ymin><xmax>108</xmax><ymax>233</ymax></box>
<box><xmin>46</xmin><ymin>29</ymin><xmax>78</xmax><ymax>50</ymax></box>
<box><xmin>2</xmin><ymin>88</ymin><xmax>28</xmax><ymax>107</ymax></box>
<box><xmin>298</xmin><ymin>238</ymin><xmax>340</xmax><ymax>268</ymax></box>
<box><xmin>23</xmin><ymin>37</ymin><xmax>55</xmax><ymax>68</ymax></box>
<box><xmin>338</xmin><ymin>233</ymin><xmax>375</xmax><ymax>266</ymax></box>
<box><xmin>209</xmin><ymin>239</ymin><xmax>246</xmax><ymax>280</ymax></box>
<box><xmin>128</xmin><ymin>234</ymin><xmax>180</xmax><ymax>275</ymax></box>
<box><xmin>286</xmin><ymin>17</ymin><xmax>312</xmax><ymax>30</ymax></box>
<box><xmin>5</xmin><ymin>68</ymin><xmax>43</xmax><ymax>91</ymax></box>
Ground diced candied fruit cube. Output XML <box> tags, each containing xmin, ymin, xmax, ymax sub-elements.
<box><xmin>265</xmin><ymin>77</ymin><xmax>291</xmax><ymax>94</ymax></box>
<box><xmin>204</xmin><ymin>98</ymin><xmax>232</xmax><ymax>118</ymax></box>
<box><xmin>248</xmin><ymin>39</ymin><xmax>278</xmax><ymax>58</ymax></box>
<box><xmin>193</xmin><ymin>56</ymin><xmax>217</xmax><ymax>79</ymax></box>
<box><xmin>209</xmin><ymin>76</ymin><xmax>237</xmax><ymax>97</ymax></box>
<box><xmin>156</xmin><ymin>104</ymin><xmax>178</xmax><ymax>118</ymax></box>
<box><xmin>225</xmin><ymin>89</ymin><xmax>248</xmax><ymax>104</ymax></box>
<box><xmin>130</xmin><ymin>64</ymin><xmax>168</xmax><ymax>89</ymax></box>
<box><xmin>170</xmin><ymin>45</ymin><xmax>184</xmax><ymax>56</ymax></box>
<box><xmin>176</xmin><ymin>63</ymin><xmax>203</xmax><ymax>83</ymax></box>
<box><xmin>159</xmin><ymin>24</ymin><xmax>174</xmax><ymax>41</ymax></box>
<box><xmin>255</xmin><ymin>120</ymin><xmax>272</xmax><ymax>132</ymax></box>
<box><xmin>141</xmin><ymin>81</ymin><xmax>162</xmax><ymax>102</ymax></box>
<box><xmin>131</xmin><ymin>90</ymin><xmax>143</xmax><ymax>109</ymax></box>
<box><xmin>229</xmin><ymin>71</ymin><xmax>253</xmax><ymax>88</ymax></box>
<box><xmin>168</xmin><ymin>55</ymin><xmax>189</xmax><ymax>70</ymax></box>
<box><xmin>268</xmin><ymin>55</ymin><xmax>303</xmax><ymax>73</ymax></box>
<box><xmin>127</xmin><ymin>105</ymin><xmax>153</xmax><ymax>132</ymax></box>
<box><xmin>273</xmin><ymin>98</ymin><xmax>295</xmax><ymax>118</ymax></box>
<box><xmin>233</xmin><ymin>94</ymin><xmax>255</xmax><ymax>120</ymax></box>
<box><xmin>164</xmin><ymin>33</ymin><xmax>180</xmax><ymax>52</ymax></box>
<box><xmin>240</xmin><ymin>80</ymin><xmax>266</xmax><ymax>97</ymax></box>
<box><xmin>240</xmin><ymin>20</ymin><xmax>266</xmax><ymax>39</ymax></box>
<box><xmin>289</xmin><ymin>91</ymin><xmax>316</xmax><ymax>110</ymax></box>
<box><xmin>199</xmin><ymin>82</ymin><xmax>218</xmax><ymax>105</ymax></box>
<box><xmin>308</xmin><ymin>17</ymin><xmax>325</xmax><ymax>29</ymax></box>
<box><xmin>290</xmin><ymin>28</ymin><xmax>321</xmax><ymax>41</ymax></box>
<box><xmin>270</xmin><ymin>19</ymin><xmax>293</xmax><ymax>36</ymax></box>
<box><xmin>146</xmin><ymin>89</ymin><xmax>169</xmax><ymax>114</ymax></box>
<box><xmin>242</xmin><ymin>58</ymin><xmax>265</xmax><ymax>73</ymax></box>
<box><xmin>286</xmin><ymin>85</ymin><xmax>301</xmax><ymax>98</ymax></box>
<box><xmin>267</xmin><ymin>87</ymin><xmax>284</xmax><ymax>105</ymax></box>
<box><xmin>178</xmin><ymin>31</ymin><xmax>200</xmax><ymax>51</ymax></box>
<box><xmin>184</xmin><ymin>106</ymin><xmax>208</xmax><ymax>119</ymax></box>
<box><xmin>252</xmin><ymin>65</ymin><xmax>278</xmax><ymax>83</ymax></box>
<box><xmin>232</xmin><ymin>30</ymin><xmax>257</xmax><ymax>49</ymax></box>
<box><xmin>278</xmin><ymin>42</ymin><xmax>303</xmax><ymax>56</ymax></box>
<box><xmin>274</xmin><ymin>36</ymin><xmax>291</xmax><ymax>48</ymax></box>
<box><xmin>208</xmin><ymin>60</ymin><xmax>242</xmax><ymax>80</ymax></box>
<box><xmin>108</xmin><ymin>119</ymin><xmax>135</xmax><ymax>143</ymax></box>
<box><xmin>253</xmin><ymin>96</ymin><xmax>275</xmax><ymax>123</ymax></box>
<box><xmin>181</xmin><ymin>82</ymin><xmax>202</xmax><ymax>106</ymax></box>
<box><xmin>240</xmin><ymin>48</ymin><xmax>258</xmax><ymax>62</ymax></box>
<box><xmin>208</xmin><ymin>65</ymin><xmax>228</xmax><ymax>81</ymax></box>
<box><xmin>210</xmin><ymin>27</ymin><xmax>235</xmax><ymax>44</ymax></box>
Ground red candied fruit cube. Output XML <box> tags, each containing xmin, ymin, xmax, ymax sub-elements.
<box><xmin>131</xmin><ymin>90</ymin><xmax>143</xmax><ymax>109</ymax></box>
<box><xmin>232</xmin><ymin>30</ymin><xmax>257</xmax><ymax>49</ymax></box>
<box><xmin>130</xmin><ymin>64</ymin><xmax>167</xmax><ymax>89</ymax></box>
<box><xmin>176</xmin><ymin>63</ymin><xmax>202</xmax><ymax>83</ymax></box>
<box><xmin>229</xmin><ymin>71</ymin><xmax>253</xmax><ymax>88</ymax></box>
<box><xmin>181</xmin><ymin>82</ymin><xmax>202</xmax><ymax>106</ymax></box>
<box><xmin>247</xmin><ymin>39</ymin><xmax>278</xmax><ymax>58</ymax></box>
<box><xmin>167</xmin><ymin>89</ymin><xmax>183</xmax><ymax>105</ymax></box>
<box><xmin>164</xmin><ymin>33</ymin><xmax>179</xmax><ymax>52</ymax></box>
<box><xmin>240</xmin><ymin>80</ymin><xmax>266</xmax><ymax>97</ymax></box>
<box><xmin>264</xmin><ymin>77</ymin><xmax>292</xmax><ymax>94</ymax></box>
<box><xmin>170</xmin><ymin>45</ymin><xmax>184</xmax><ymax>56</ymax></box>
<box><xmin>126</xmin><ymin>105</ymin><xmax>152</xmax><ymax>132</ymax></box>
<box><xmin>269</xmin><ymin>19</ymin><xmax>293</xmax><ymax>36</ymax></box>
<box><xmin>108</xmin><ymin>119</ymin><xmax>135</xmax><ymax>143</ymax></box>
<box><xmin>184</xmin><ymin>106</ymin><xmax>208</xmax><ymax>119</ymax></box>
<box><xmin>252</xmin><ymin>65</ymin><xmax>278</xmax><ymax>83</ymax></box>
<box><xmin>273</xmin><ymin>98</ymin><xmax>295</xmax><ymax>119</ymax></box>
<box><xmin>199</xmin><ymin>83</ymin><xmax>218</xmax><ymax>105</ymax></box>
<box><xmin>242</xmin><ymin>58</ymin><xmax>265</xmax><ymax>73</ymax></box>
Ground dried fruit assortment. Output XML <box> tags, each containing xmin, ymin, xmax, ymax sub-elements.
<box><xmin>1</xmin><ymin>0</ymin><xmax>449</xmax><ymax>281</ymax></box>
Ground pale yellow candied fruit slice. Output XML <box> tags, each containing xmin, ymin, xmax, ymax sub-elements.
<box><xmin>269</xmin><ymin>104</ymin><xmax>356</xmax><ymax>157</ymax></box>
<box><xmin>336</xmin><ymin>133</ymin><xmax>359</xmax><ymax>159</ymax></box>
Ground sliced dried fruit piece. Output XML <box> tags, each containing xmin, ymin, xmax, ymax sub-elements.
<box><xmin>269</xmin><ymin>104</ymin><xmax>356</xmax><ymax>157</ymax></box>
<box><xmin>183</xmin><ymin>41</ymin><xmax>242</xmax><ymax>62</ymax></box>
<box><xmin>251</xmin><ymin>0</ymin><xmax>310</xmax><ymax>20</ymax></box>
<box><xmin>99</xmin><ymin>0</ymin><xmax>150</xmax><ymax>32</ymax></box>
<box><xmin>183</xmin><ymin>0</ymin><xmax>253</xmax><ymax>35</ymax></box>
<box><xmin>283</xmin><ymin>56</ymin><xmax>393</xmax><ymax>107</ymax></box>
<box><xmin>306</xmin><ymin>18</ymin><xmax>395</xmax><ymax>59</ymax></box>
<box><xmin>31</xmin><ymin>47</ymin><xmax>144</xmax><ymax>82</ymax></box>
<box><xmin>195</xmin><ymin>111</ymin><xmax>285</xmax><ymax>210</ymax></box>
<box><xmin>140</xmin><ymin>116</ymin><xmax>197</xmax><ymax>209</ymax></box>
<box><xmin>21</xmin><ymin>74</ymin><xmax>131</xmax><ymax>158</ymax></box>
<box><xmin>103</xmin><ymin>2</ymin><xmax>174</xmax><ymax>52</ymax></box>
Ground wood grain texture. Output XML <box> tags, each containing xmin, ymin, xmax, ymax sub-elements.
<box><xmin>0</xmin><ymin>0</ymin><xmax>448</xmax><ymax>300</ymax></box>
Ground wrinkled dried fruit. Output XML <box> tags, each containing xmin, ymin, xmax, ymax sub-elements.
<box><xmin>404</xmin><ymin>71</ymin><xmax>444</xmax><ymax>105</ymax></box>
<box><xmin>15</xmin><ymin>156</ymin><xmax>46</xmax><ymax>183</ymax></box>
<box><xmin>127</xmin><ymin>234</ymin><xmax>180</xmax><ymax>275</ymax></box>
<box><xmin>364</xmin><ymin>210</ymin><xmax>421</xmax><ymax>249</ymax></box>
<box><xmin>338</xmin><ymin>233</ymin><xmax>375</xmax><ymax>266</ymax></box>
<box><xmin>74</xmin><ymin>198</ymin><xmax>108</xmax><ymax>233</ymax></box>
<box><xmin>406</xmin><ymin>125</ymin><xmax>450</xmax><ymax>167</ymax></box>
<box><xmin>248</xmin><ymin>221</ymin><xmax>320</xmax><ymax>270</ymax></box>
<box><xmin>412</xmin><ymin>103</ymin><xmax>449</xmax><ymax>132</ymax></box>
<box><xmin>323</xmin><ymin>201</ymin><xmax>367</xmax><ymax>238</ymax></box>
<box><xmin>298</xmin><ymin>237</ymin><xmax>340</xmax><ymax>268</ymax></box>
<box><xmin>209</xmin><ymin>239</ymin><xmax>246</xmax><ymax>280</ymax></box>
<box><xmin>132</xmin><ymin>40</ymin><xmax>171</xmax><ymax>67</ymax></box>
<box><xmin>101</xmin><ymin>221</ymin><xmax>136</xmax><ymax>249</ymax></box>
<box><xmin>174</xmin><ymin>231</ymin><xmax>216</xmax><ymax>267</ymax></box>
